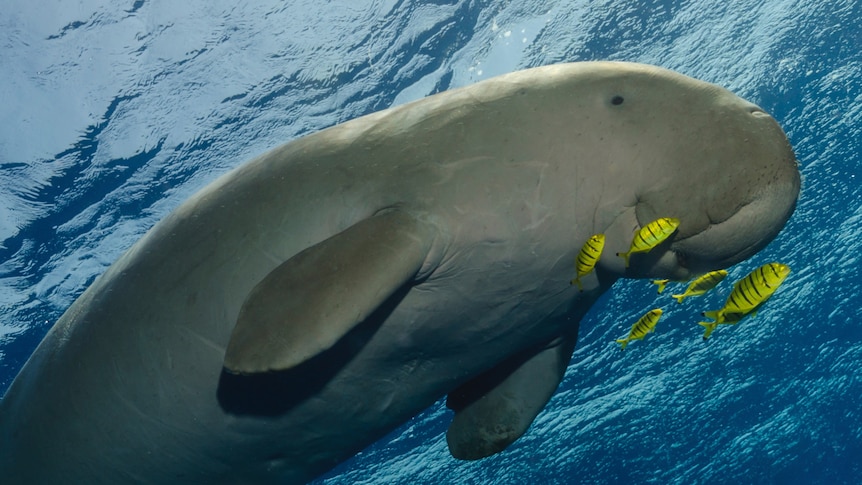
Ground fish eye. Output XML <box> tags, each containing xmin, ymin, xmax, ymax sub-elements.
<box><xmin>611</xmin><ymin>95</ymin><xmax>625</xmax><ymax>106</ymax></box>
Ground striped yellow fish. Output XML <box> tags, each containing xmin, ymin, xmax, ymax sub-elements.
<box><xmin>652</xmin><ymin>279</ymin><xmax>671</xmax><ymax>294</ymax></box>
<box><xmin>702</xmin><ymin>262</ymin><xmax>790</xmax><ymax>324</ymax></box>
<box><xmin>571</xmin><ymin>234</ymin><xmax>605</xmax><ymax>290</ymax></box>
<box><xmin>615</xmin><ymin>309</ymin><xmax>663</xmax><ymax>351</ymax></box>
<box><xmin>616</xmin><ymin>217</ymin><xmax>680</xmax><ymax>267</ymax></box>
<box><xmin>671</xmin><ymin>270</ymin><xmax>728</xmax><ymax>304</ymax></box>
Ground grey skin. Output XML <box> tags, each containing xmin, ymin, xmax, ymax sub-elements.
<box><xmin>0</xmin><ymin>62</ymin><xmax>800</xmax><ymax>484</ymax></box>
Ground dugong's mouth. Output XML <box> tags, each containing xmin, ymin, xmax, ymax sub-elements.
<box><xmin>671</xmin><ymin>184</ymin><xmax>798</xmax><ymax>275</ymax></box>
<box><xmin>603</xmin><ymin>180</ymin><xmax>798</xmax><ymax>281</ymax></box>
<box><xmin>670</xmin><ymin>239</ymin><xmax>753</xmax><ymax>278</ymax></box>
<box><xmin>672</xmin><ymin>231</ymin><xmax>757</xmax><ymax>274</ymax></box>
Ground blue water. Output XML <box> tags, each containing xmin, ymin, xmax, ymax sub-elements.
<box><xmin>1</xmin><ymin>1</ymin><xmax>859</xmax><ymax>483</ymax></box>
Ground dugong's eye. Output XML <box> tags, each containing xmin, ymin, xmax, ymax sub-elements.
<box><xmin>611</xmin><ymin>95</ymin><xmax>625</xmax><ymax>106</ymax></box>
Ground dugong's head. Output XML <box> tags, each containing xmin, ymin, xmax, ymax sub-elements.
<box><xmin>589</xmin><ymin>63</ymin><xmax>801</xmax><ymax>280</ymax></box>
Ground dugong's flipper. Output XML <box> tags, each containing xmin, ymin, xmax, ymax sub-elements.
<box><xmin>223</xmin><ymin>210</ymin><xmax>436</xmax><ymax>374</ymax></box>
<box><xmin>445</xmin><ymin>333</ymin><xmax>577</xmax><ymax>460</ymax></box>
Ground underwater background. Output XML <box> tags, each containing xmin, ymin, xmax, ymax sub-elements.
<box><xmin>1</xmin><ymin>1</ymin><xmax>859</xmax><ymax>483</ymax></box>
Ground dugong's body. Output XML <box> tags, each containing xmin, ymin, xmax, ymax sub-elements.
<box><xmin>0</xmin><ymin>62</ymin><xmax>799</xmax><ymax>484</ymax></box>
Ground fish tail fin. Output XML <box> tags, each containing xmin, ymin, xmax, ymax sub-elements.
<box><xmin>698</xmin><ymin>321</ymin><xmax>718</xmax><ymax>340</ymax></box>
<box><xmin>652</xmin><ymin>279</ymin><xmax>668</xmax><ymax>294</ymax></box>
<box><xmin>702</xmin><ymin>309</ymin><xmax>723</xmax><ymax>323</ymax></box>
<box><xmin>570</xmin><ymin>277</ymin><xmax>583</xmax><ymax>291</ymax></box>
<box><xmin>616</xmin><ymin>251</ymin><xmax>631</xmax><ymax>268</ymax></box>
<box><xmin>615</xmin><ymin>339</ymin><xmax>628</xmax><ymax>350</ymax></box>
<box><xmin>672</xmin><ymin>293</ymin><xmax>686</xmax><ymax>304</ymax></box>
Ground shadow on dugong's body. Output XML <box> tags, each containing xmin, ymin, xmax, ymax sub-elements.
<box><xmin>0</xmin><ymin>62</ymin><xmax>799</xmax><ymax>483</ymax></box>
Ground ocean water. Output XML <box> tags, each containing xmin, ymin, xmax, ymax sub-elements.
<box><xmin>1</xmin><ymin>1</ymin><xmax>859</xmax><ymax>483</ymax></box>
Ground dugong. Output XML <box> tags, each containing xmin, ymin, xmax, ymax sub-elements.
<box><xmin>0</xmin><ymin>62</ymin><xmax>800</xmax><ymax>484</ymax></box>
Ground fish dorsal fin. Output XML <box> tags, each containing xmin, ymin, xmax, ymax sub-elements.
<box><xmin>223</xmin><ymin>210</ymin><xmax>436</xmax><ymax>375</ymax></box>
<box><xmin>445</xmin><ymin>334</ymin><xmax>577</xmax><ymax>460</ymax></box>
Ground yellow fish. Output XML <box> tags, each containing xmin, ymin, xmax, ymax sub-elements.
<box><xmin>652</xmin><ymin>279</ymin><xmax>671</xmax><ymax>294</ymax></box>
<box><xmin>671</xmin><ymin>270</ymin><xmax>728</xmax><ymax>304</ymax></box>
<box><xmin>571</xmin><ymin>234</ymin><xmax>605</xmax><ymax>290</ymax></box>
<box><xmin>616</xmin><ymin>217</ymin><xmax>680</xmax><ymax>267</ymax></box>
<box><xmin>615</xmin><ymin>309</ymin><xmax>663</xmax><ymax>350</ymax></box>
<box><xmin>702</xmin><ymin>262</ymin><xmax>790</xmax><ymax>324</ymax></box>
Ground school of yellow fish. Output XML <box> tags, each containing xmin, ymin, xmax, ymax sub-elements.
<box><xmin>570</xmin><ymin>217</ymin><xmax>791</xmax><ymax>350</ymax></box>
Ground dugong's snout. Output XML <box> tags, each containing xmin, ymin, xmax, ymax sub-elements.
<box><xmin>615</xmin><ymin>93</ymin><xmax>801</xmax><ymax>280</ymax></box>
<box><xmin>671</xmin><ymin>109</ymin><xmax>801</xmax><ymax>276</ymax></box>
